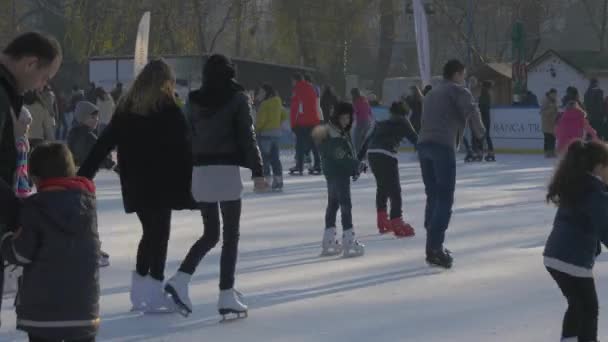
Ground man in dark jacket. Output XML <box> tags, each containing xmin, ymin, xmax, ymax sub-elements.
<box><xmin>584</xmin><ymin>78</ymin><xmax>606</xmax><ymax>139</ymax></box>
<box><xmin>2</xmin><ymin>143</ymin><xmax>100</xmax><ymax>342</ymax></box>
<box><xmin>0</xmin><ymin>31</ymin><xmax>62</xmax><ymax>325</ymax></box>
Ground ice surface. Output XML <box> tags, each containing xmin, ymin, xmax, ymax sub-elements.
<box><xmin>2</xmin><ymin>153</ymin><xmax>605</xmax><ymax>341</ymax></box>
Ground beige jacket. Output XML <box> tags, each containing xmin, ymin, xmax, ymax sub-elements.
<box><xmin>540</xmin><ymin>97</ymin><xmax>559</xmax><ymax>134</ymax></box>
<box><xmin>27</xmin><ymin>101</ymin><xmax>55</xmax><ymax>141</ymax></box>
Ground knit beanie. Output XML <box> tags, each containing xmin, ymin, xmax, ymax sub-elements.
<box><xmin>75</xmin><ymin>101</ymin><xmax>99</xmax><ymax>124</ymax></box>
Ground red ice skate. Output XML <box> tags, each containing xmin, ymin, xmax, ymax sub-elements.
<box><xmin>391</xmin><ymin>217</ymin><xmax>415</xmax><ymax>238</ymax></box>
<box><xmin>377</xmin><ymin>210</ymin><xmax>392</xmax><ymax>234</ymax></box>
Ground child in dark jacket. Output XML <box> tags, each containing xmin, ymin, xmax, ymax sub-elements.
<box><xmin>544</xmin><ymin>140</ymin><xmax>608</xmax><ymax>342</ymax></box>
<box><xmin>1</xmin><ymin>143</ymin><xmax>100</xmax><ymax>342</ymax></box>
<box><xmin>366</xmin><ymin>101</ymin><xmax>418</xmax><ymax>237</ymax></box>
<box><xmin>313</xmin><ymin>102</ymin><xmax>365</xmax><ymax>258</ymax></box>
<box><xmin>68</xmin><ymin>101</ymin><xmax>114</xmax><ymax>169</ymax></box>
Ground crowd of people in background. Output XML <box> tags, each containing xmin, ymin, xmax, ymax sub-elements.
<box><xmin>2</xmin><ymin>30</ymin><xmax>608</xmax><ymax>342</ymax></box>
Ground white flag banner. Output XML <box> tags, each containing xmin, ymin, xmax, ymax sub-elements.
<box><xmin>134</xmin><ymin>11</ymin><xmax>151</xmax><ymax>78</ymax></box>
<box><xmin>412</xmin><ymin>0</ymin><xmax>431</xmax><ymax>86</ymax></box>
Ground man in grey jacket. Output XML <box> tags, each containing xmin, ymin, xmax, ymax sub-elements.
<box><xmin>417</xmin><ymin>59</ymin><xmax>485</xmax><ymax>269</ymax></box>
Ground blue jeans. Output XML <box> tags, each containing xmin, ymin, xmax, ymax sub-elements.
<box><xmin>417</xmin><ymin>142</ymin><xmax>456</xmax><ymax>252</ymax></box>
<box><xmin>325</xmin><ymin>177</ymin><xmax>353</xmax><ymax>230</ymax></box>
<box><xmin>258</xmin><ymin>136</ymin><xmax>283</xmax><ymax>177</ymax></box>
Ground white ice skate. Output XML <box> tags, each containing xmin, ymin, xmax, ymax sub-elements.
<box><xmin>130</xmin><ymin>271</ymin><xmax>147</xmax><ymax>311</ymax></box>
<box><xmin>218</xmin><ymin>288</ymin><xmax>248</xmax><ymax>321</ymax></box>
<box><xmin>321</xmin><ymin>227</ymin><xmax>342</xmax><ymax>256</ymax></box>
<box><xmin>165</xmin><ymin>271</ymin><xmax>193</xmax><ymax>317</ymax></box>
<box><xmin>342</xmin><ymin>229</ymin><xmax>365</xmax><ymax>258</ymax></box>
<box><xmin>142</xmin><ymin>276</ymin><xmax>176</xmax><ymax>314</ymax></box>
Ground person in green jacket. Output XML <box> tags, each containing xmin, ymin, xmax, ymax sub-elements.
<box><xmin>255</xmin><ymin>84</ymin><xmax>288</xmax><ymax>191</ymax></box>
<box><xmin>313</xmin><ymin>102</ymin><xmax>365</xmax><ymax>258</ymax></box>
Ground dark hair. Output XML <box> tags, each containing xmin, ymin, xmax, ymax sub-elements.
<box><xmin>304</xmin><ymin>74</ymin><xmax>313</xmax><ymax>82</ymax></box>
<box><xmin>29</xmin><ymin>143</ymin><xmax>76</xmax><ymax>180</ymax></box>
<box><xmin>547</xmin><ymin>140</ymin><xmax>608</xmax><ymax>206</ymax></box>
<box><xmin>548</xmin><ymin>88</ymin><xmax>557</xmax><ymax>94</ymax></box>
<box><xmin>482</xmin><ymin>80</ymin><xmax>493</xmax><ymax>89</ymax></box>
<box><xmin>95</xmin><ymin>87</ymin><xmax>107</xmax><ymax>101</ymax></box>
<box><xmin>331</xmin><ymin>101</ymin><xmax>354</xmax><ymax>131</ymax></box>
<box><xmin>351</xmin><ymin>88</ymin><xmax>362</xmax><ymax>100</ymax></box>
<box><xmin>423</xmin><ymin>85</ymin><xmax>433</xmax><ymax>95</ymax></box>
<box><xmin>390</xmin><ymin>101</ymin><xmax>409</xmax><ymax>116</ymax></box>
<box><xmin>443</xmin><ymin>59</ymin><xmax>466</xmax><ymax>80</ymax></box>
<box><xmin>203</xmin><ymin>54</ymin><xmax>236</xmax><ymax>84</ymax></box>
<box><xmin>3</xmin><ymin>32</ymin><xmax>62</xmax><ymax>67</ymax></box>
<box><xmin>590</xmin><ymin>78</ymin><xmax>599</xmax><ymax>86</ymax></box>
<box><xmin>23</xmin><ymin>90</ymin><xmax>39</xmax><ymax>105</ymax></box>
<box><xmin>261</xmin><ymin>83</ymin><xmax>276</xmax><ymax>100</ymax></box>
<box><xmin>292</xmin><ymin>73</ymin><xmax>303</xmax><ymax>82</ymax></box>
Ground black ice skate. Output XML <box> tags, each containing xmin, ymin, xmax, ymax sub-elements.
<box><xmin>485</xmin><ymin>152</ymin><xmax>496</xmax><ymax>162</ymax></box>
<box><xmin>308</xmin><ymin>167</ymin><xmax>322</xmax><ymax>175</ymax></box>
<box><xmin>426</xmin><ymin>248</ymin><xmax>453</xmax><ymax>269</ymax></box>
<box><xmin>288</xmin><ymin>166</ymin><xmax>303</xmax><ymax>176</ymax></box>
<box><xmin>464</xmin><ymin>153</ymin><xmax>475</xmax><ymax>163</ymax></box>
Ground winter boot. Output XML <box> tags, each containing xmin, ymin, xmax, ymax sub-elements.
<box><xmin>390</xmin><ymin>217</ymin><xmax>415</xmax><ymax>238</ymax></box>
<box><xmin>130</xmin><ymin>271</ymin><xmax>147</xmax><ymax>311</ymax></box>
<box><xmin>342</xmin><ymin>229</ymin><xmax>365</xmax><ymax>258</ymax></box>
<box><xmin>426</xmin><ymin>248</ymin><xmax>453</xmax><ymax>269</ymax></box>
<box><xmin>218</xmin><ymin>289</ymin><xmax>248</xmax><ymax>318</ymax></box>
<box><xmin>165</xmin><ymin>271</ymin><xmax>193</xmax><ymax>317</ymax></box>
<box><xmin>142</xmin><ymin>276</ymin><xmax>176</xmax><ymax>314</ymax></box>
<box><xmin>321</xmin><ymin>227</ymin><xmax>342</xmax><ymax>256</ymax></box>
<box><xmin>272</xmin><ymin>175</ymin><xmax>284</xmax><ymax>192</ymax></box>
<box><xmin>376</xmin><ymin>210</ymin><xmax>392</xmax><ymax>234</ymax></box>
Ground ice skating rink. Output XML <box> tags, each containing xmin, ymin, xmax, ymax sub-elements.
<box><xmin>2</xmin><ymin>153</ymin><xmax>607</xmax><ymax>341</ymax></box>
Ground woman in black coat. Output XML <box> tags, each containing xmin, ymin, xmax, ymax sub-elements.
<box><xmin>165</xmin><ymin>54</ymin><xmax>265</xmax><ymax>319</ymax></box>
<box><xmin>78</xmin><ymin>59</ymin><xmax>193</xmax><ymax>314</ymax></box>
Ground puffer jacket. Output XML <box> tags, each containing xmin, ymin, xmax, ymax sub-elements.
<box><xmin>555</xmin><ymin>107</ymin><xmax>598</xmax><ymax>153</ymax></box>
<box><xmin>189</xmin><ymin>89</ymin><xmax>263</xmax><ymax>177</ymax></box>
<box><xmin>256</xmin><ymin>96</ymin><xmax>287</xmax><ymax>136</ymax></box>
<box><xmin>544</xmin><ymin>175</ymin><xmax>608</xmax><ymax>273</ymax></box>
<box><xmin>367</xmin><ymin>115</ymin><xmax>418</xmax><ymax>158</ymax></box>
<box><xmin>1</xmin><ymin>177</ymin><xmax>100</xmax><ymax>341</ymax></box>
<box><xmin>313</xmin><ymin>124</ymin><xmax>359</xmax><ymax>179</ymax></box>
<box><xmin>290</xmin><ymin>81</ymin><xmax>320</xmax><ymax>129</ymax></box>
<box><xmin>0</xmin><ymin>64</ymin><xmax>22</xmax><ymax>186</ymax></box>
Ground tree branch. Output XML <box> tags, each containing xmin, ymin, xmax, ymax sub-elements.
<box><xmin>209</xmin><ymin>2</ymin><xmax>236</xmax><ymax>53</ymax></box>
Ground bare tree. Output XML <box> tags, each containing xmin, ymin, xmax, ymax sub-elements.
<box><xmin>582</xmin><ymin>0</ymin><xmax>608</xmax><ymax>51</ymax></box>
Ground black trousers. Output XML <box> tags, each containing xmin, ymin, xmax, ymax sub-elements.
<box><xmin>325</xmin><ymin>177</ymin><xmax>353</xmax><ymax>230</ymax></box>
<box><xmin>135</xmin><ymin>208</ymin><xmax>172</xmax><ymax>281</ymax></box>
<box><xmin>544</xmin><ymin>133</ymin><xmax>556</xmax><ymax>153</ymax></box>
<box><xmin>473</xmin><ymin>113</ymin><xmax>494</xmax><ymax>152</ymax></box>
<box><xmin>179</xmin><ymin>200</ymin><xmax>241</xmax><ymax>290</ymax></box>
<box><xmin>547</xmin><ymin>267</ymin><xmax>598</xmax><ymax>341</ymax></box>
<box><xmin>294</xmin><ymin>126</ymin><xmax>320</xmax><ymax>170</ymax></box>
<box><xmin>369</xmin><ymin>153</ymin><xmax>402</xmax><ymax>219</ymax></box>
<box><xmin>29</xmin><ymin>334</ymin><xmax>95</xmax><ymax>342</ymax></box>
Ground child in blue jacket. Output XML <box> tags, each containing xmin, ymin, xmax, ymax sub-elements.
<box><xmin>544</xmin><ymin>139</ymin><xmax>608</xmax><ymax>342</ymax></box>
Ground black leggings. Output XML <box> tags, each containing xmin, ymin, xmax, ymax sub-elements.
<box><xmin>544</xmin><ymin>133</ymin><xmax>556</xmax><ymax>153</ymax></box>
<box><xmin>135</xmin><ymin>209</ymin><xmax>172</xmax><ymax>281</ymax></box>
<box><xmin>179</xmin><ymin>200</ymin><xmax>242</xmax><ymax>290</ymax></box>
<box><xmin>369</xmin><ymin>153</ymin><xmax>402</xmax><ymax>219</ymax></box>
<box><xmin>547</xmin><ymin>267</ymin><xmax>598</xmax><ymax>341</ymax></box>
<box><xmin>28</xmin><ymin>334</ymin><xmax>95</xmax><ymax>342</ymax></box>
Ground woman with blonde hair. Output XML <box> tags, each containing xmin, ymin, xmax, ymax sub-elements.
<box><xmin>78</xmin><ymin>59</ymin><xmax>194</xmax><ymax>313</ymax></box>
